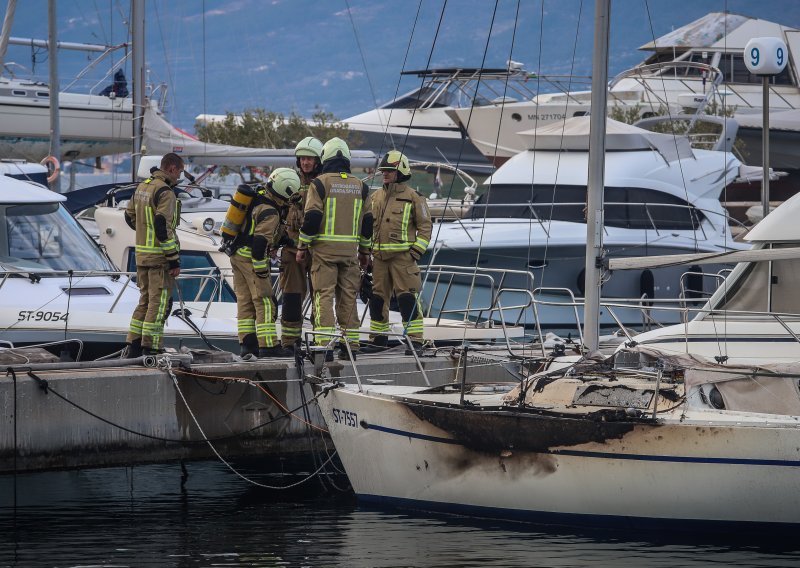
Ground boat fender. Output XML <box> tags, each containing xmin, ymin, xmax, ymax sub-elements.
<box><xmin>41</xmin><ymin>155</ymin><xmax>60</xmax><ymax>183</ymax></box>
<box><xmin>640</xmin><ymin>269</ymin><xmax>655</xmax><ymax>306</ymax></box>
<box><xmin>220</xmin><ymin>184</ymin><xmax>258</xmax><ymax>243</ymax></box>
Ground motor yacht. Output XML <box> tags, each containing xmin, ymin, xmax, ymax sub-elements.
<box><xmin>343</xmin><ymin>66</ymin><xmax>538</xmax><ymax>175</ymax></box>
<box><xmin>448</xmin><ymin>12</ymin><xmax>800</xmax><ymax>169</ymax></box>
<box><xmin>422</xmin><ymin>116</ymin><xmax>749</xmax><ymax>331</ymax></box>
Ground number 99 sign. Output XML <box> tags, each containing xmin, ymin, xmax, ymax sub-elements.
<box><xmin>744</xmin><ymin>37</ymin><xmax>788</xmax><ymax>75</ymax></box>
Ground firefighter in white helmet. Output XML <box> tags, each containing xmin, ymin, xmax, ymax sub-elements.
<box><xmin>229</xmin><ymin>168</ymin><xmax>300</xmax><ymax>358</ymax></box>
<box><xmin>296</xmin><ymin>137</ymin><xmax>373</xmax><ymax>359</ymax></box>
<box><xmin>361</xmin><ymin>150</ymin><xmax>431</xmax><ymax>356</ymax></box>
<box><xmin>278</xmin><ymin>137</ymin><xmax>323</xmax><ymax>350</ymax></box>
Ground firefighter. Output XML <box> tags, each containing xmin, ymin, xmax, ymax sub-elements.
<box><xmin>296</xmin><ymin>137</ymin><xmax>372</xmax><ymax>359</ymax></box>
<box><xmin>230</xmin><ymin>168</ymin><xmax>300</xmax><ymax>358</ymax></box>
<box><xmin>279</xmin><ymin>137</ymin><xmax>322</xmax><ymax>350</ymax></box>
<box><xmin>124</xmin><ymin>153</ymin><xmax>184</xmax><ymax>357</ymax></box>
<box><xmin>361</xmin><ymin>150</ymin><xmax>431</xmax><ymax>356</ymax></box>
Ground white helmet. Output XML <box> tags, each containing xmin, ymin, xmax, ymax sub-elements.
<box><xmin>267</xmin><ymin>167</ymin><xmax>301</xmax><ymax>199</ymax></box>
<box><xmin>321</xmin><ymin>137</ymin><xmax>351</xmax><ymax>162</ymax></box>
<box><xmin>295</xmin><ymin>137</ymin><xmax>323</xmax><ymax>159</ymax></box>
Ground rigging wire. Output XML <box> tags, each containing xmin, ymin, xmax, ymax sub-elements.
<box><xmin>343</xmin><ymin>0</ymin><xmax>393</xmax><ymax>148</ymax></box>
<box><xmin>536</xmin><ymin>0</ymin><xmax>584</xmax><ymax>314</ymax></box>
<box><xmin>642</xmin><ymin>0</ymin><xmax>700</xmax><ymax>252</ymax></box>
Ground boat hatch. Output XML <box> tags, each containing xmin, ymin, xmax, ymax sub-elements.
<box><xmin>60</xmin><ymin>286</ymin><xmax>112</xmax><ymax>296</ymax></box>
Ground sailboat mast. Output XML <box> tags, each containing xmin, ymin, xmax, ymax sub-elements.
<box><xmin>47</xmin><ymin>0</ymin><xmax>60</xmax><ymax>188</ymax></box>
<box><xmin>583</xmin><ymin>0</ymin><xmax>611</xmax><ymax>353</ymax></box>
<box><xmin>131</xmin><ymin>0</ymin><xmax>145</xmax><ymax>182</ymax></box>
<box><xmin>0</xmin><ymin>0</ymin><xmax>17</xmax><ymax>74</ymax></box>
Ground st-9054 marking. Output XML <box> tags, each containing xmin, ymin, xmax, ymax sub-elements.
<box><xmin>18</xmin><ymin>310</ymin><xmax>68</xmax><ymax>322</ymax></box>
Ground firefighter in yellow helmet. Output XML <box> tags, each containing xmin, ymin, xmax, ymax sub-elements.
<box><xmin>230</xmin><ymin>168</ymin><xmax>300</xmax><ymax>358</ymax></box>
<box><xmin>124</xmin><ymin>153</ymin><xmax>185</xmax><ymax>357</ymax></box>
<box><xmin>279</xmin><ymin>137</ymin><xmax>322</xmax><ymax>350</ymax></box>
<box><xmin>296</xmin><ymin>137</ymin><xmax>373</xmax><ymax>359</ymax></box>
<box><xmin>361</xmin><ymin>150</ymin><xmax>431</xmax><ymax>356</ymax></box>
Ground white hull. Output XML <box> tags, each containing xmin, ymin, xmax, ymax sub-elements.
<box><xmin>0</xmin><ymin>81</ymin><xmax>132</xmax><ymax>161</ymax></box>
<box><xmin>320</xmin><ymin>385</ymin><xmax>800</xmax><ymax>528</ymax></box>
<box><xmin>344</xmin><ymin>108</ymin><xmax>492</xmax><ymax>174</ymax></box>
<box><xmin>450</xmin><ymin>69</ymin><xmax>800</xmax><ymax>165</ymax></box>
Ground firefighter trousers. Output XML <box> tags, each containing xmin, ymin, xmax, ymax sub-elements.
<box><xmin>369</xmin><ymin>253</ymin><xmax>424</xmax><ymax>342</ymax></box>
<box><xmin>231</xmin><ymin>253</ymin><xmax>278</xmax><ymax>348</ymax></box>
<box><xmin>309</xmin><ymin>254</ymin><xmax>361</xmax><ymax>346</ymax></box>
<box><xmin>279</xmin><ymin>248</ymin><xmax>309</xmax><ymax>347</ymax></box>
<box><xmin>127</xmin><ymin>263</ymin><xmax>174</xmax><ymax>350</ymax></box>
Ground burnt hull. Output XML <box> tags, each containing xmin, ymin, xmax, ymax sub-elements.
<box><xmin>319</xmin><ymin>385</ymin><xmax>800</xmax><ymax>529</ymax></box>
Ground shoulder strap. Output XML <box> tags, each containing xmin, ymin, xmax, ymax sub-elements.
<box><xmin>311</xmin><ymin>178</ymin><xmax>326</xmax><ymax>201</ymax></box>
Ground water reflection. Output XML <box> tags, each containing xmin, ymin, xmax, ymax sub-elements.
<box><xmin>1</xmin><ymin>462</ymin><xmax>799</xmax><ymax>567</ymax></box>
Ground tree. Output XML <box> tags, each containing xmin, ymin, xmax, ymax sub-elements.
<box><xmin>195</xmin><ymin>107</ymin><xmax>360</xmax><ymax>149</ymax></box>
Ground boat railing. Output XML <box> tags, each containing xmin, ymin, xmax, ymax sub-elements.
<box><xmin>610</xmin><ymin>61</ymin><xmax>724</xmax><ymax>114</ymax></box>
<box><xmin>0</xmin><ymin>266</ymin><xmax>237</xmax><ymax>318</ymax></box>
<box><xmin>617</xmin><ymin>302</ymin><xmax>800</xmax><ymax>351</ymax></box>
<box><xmin>421</xmin><ymin>264</ymin><xmax>537</xmax><ymax>325</ymax></box>
<box><xmin>678</xmin><ymin>270</ymin><xmax>729</xmax><ymax>310</ymax></box>
<box><xmin>302</xmin><ymin>329</ymin><xmax>431</xmax><ymax>392</ymax></box>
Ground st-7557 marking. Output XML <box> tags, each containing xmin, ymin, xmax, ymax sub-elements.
<box><xmin>331</xmin><ymin>408</ymin><xmax>358</xmax><ymax>428</ymax></box>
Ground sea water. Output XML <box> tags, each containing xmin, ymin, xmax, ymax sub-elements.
<box><xmin>1</xmin><ymin>461</ymin><xmax>799</xmax><ymax>568</ymax></box>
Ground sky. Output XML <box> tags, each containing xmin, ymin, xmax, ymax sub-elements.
<box><xmin>3</xmin><ymin>0</ymin><xmax>800</xmax><ymax>131</ymax></box>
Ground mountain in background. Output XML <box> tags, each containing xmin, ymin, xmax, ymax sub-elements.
<box><xmin>3</xmin><ymin>0</ymin><xmax>800</xmax><ymax>132</ymax></box>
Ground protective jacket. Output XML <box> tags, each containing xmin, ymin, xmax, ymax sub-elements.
<box><xmin>125</xmin><ymin>169</ymin><xmax>180</xmax><ymax>267</ymax></box>
<box><xmin>234</xmin><ymin>192</ymin><xmax>284</xmax><ymax>275</ymax></box>
<box><xmin>370</xmin><ymin>182</ymin><xmax>431</xmax><ymax>260</ymax></box>
<box><xmin>298</xmin><ymin>160</ymin><xmax>373</xmax><ymax>257</ymax></box>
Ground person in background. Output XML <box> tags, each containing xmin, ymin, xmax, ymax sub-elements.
<box><xmin>279</xmin><ymin>137</ymin><xmax>323</xmax><ymax>350</ymax></box>
<box><xmin>361</xmin><ymin>150</ymin><xmax>431</xmax><ymax>356</ymax></box>
<box><xmin>230</xmin><ymin>168</ymin><xmax>301</xmax><ymax>358</ymax></box>
<box><xmin>296</xmin><ymin>137</ymin><xmax>372</xmax><ymax>359</ymax></box>
<box><xmin>124</xmin><ymin>153</ymin><xmax>184</xmax><ymax>357</ymax></box>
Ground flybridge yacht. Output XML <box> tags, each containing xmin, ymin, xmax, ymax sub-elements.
<box><xmin>422</xmin><ymin>116</ymin><xmax>750</xmax><ymax>331</ymax></box>
<box><xmin>448</xmin><ymin>12</ymin><xmax>800</xmax><ymax>169</ymax></box>
<box><xmin>343</xmin><ymin>66</ymin><xmax>538</xmax><ymax>175</ymax></box>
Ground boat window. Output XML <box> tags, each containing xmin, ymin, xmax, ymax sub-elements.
<box><xmin>6</xmin><ymin>172</ymin><xmax>50</xmax><ymax>187</ymax></box>
<box><xmin>36</xmin><ymin>91</ymin><xmax>49</xmax><ymax>98</ymax></box>
<box><xmin>469</xmin><ymin>184</ymin><xmax>702</xmax><ymax>230</ymax></box>
<box><xmin>770</xmin><ymin>257</ymin><xmax>800</xmax><ymax>314</ymax></box>
<box><xmin>658</xmin><ymin>52</ymin><xmax>714</xmax><ymax>78</ymax></box>
<box><xmin>126</xmin><ymin>250</ymin><xmax>235</xmax><ymax>303</ymax></box>
<box><xmin>0</xmin><ymin>203</ymin><xmax>116</xmax><ymax>272</ymax></box>
<box><xmin>719</xmin><ymin>53</ymin><xmax>794</xmax><ymax>85</ymax></box>
<box><xmin>713</xmin><ymin>250</ymin><xmax>800</xmax><ymax>315</ymax></box>
<box><xmin>11</xmin><ymin>90</ymin><xmax>26</xmax><ymax>96</ymax></box>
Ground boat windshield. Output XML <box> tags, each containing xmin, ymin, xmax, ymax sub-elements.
<box><xmin>469</xmin><ymin>184</ymin><xmax>702</xmax><ymax>230</ymax></box>
<box><xmin>0</xmin><ymin>202</ymin><xmax>116</xmax><ymax>272</ymax></box>
<box><xmin>380</xmin><ymin>85</ymin><xmax>456</xmax><ymax>110</ymax></box>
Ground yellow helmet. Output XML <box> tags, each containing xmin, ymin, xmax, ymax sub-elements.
<box><xmin>267</xmin><ymin>167</ymin><xmax>301</xmax><ymax>199</ymax></box>
<box><xmin>378</xmin><ymin>150</ymin><xmax>411</xmax><ymax>182</ymax></box>
<box><xmin>295</xmin><ymin>137</ymin><xmax>323</xmax><ymax>158</ymax></box>
<box><xmin>321</xmin><ymin>137</ymin><xmax>351</xmax><ymax>163</ymax></box>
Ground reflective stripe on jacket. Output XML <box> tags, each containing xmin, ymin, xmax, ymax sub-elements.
<box><xmin>370</xmin><ymin>182</ymin><xmax>431</xmax><ymax>260</ymax></box>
